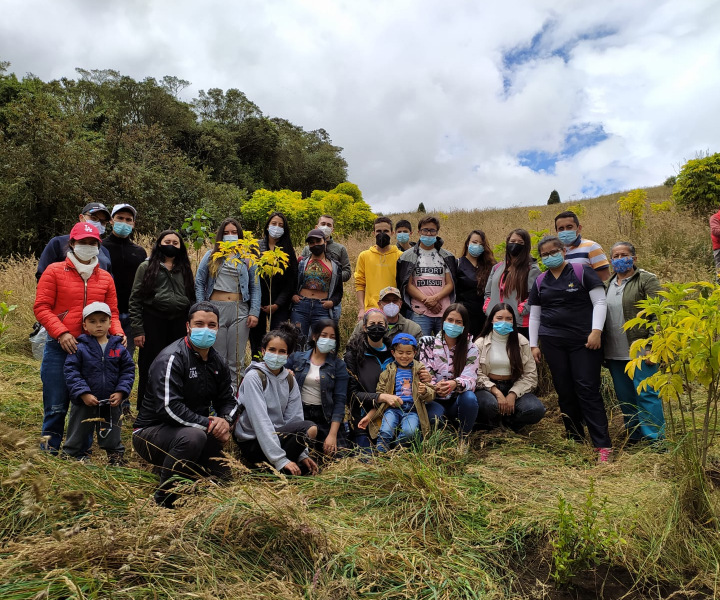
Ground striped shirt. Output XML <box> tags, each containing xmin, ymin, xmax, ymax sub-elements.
<box><xmin>564</xmin><ymin>237</ymin><xmax>609</xmax><ymax>272</ymax></box>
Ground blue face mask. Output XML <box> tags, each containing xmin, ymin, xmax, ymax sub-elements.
<box><xmin>493</xmin><ymin>321</ymin><xmax>514</xmax><ymax>336</ymax></box>
<box><xmin>468</xmin><ymin>243</ymin><xmax>484</xmax><ymax>257</ymax></box>
<box><xmin>316</xmin><ymin>338</ymin><xmax>336</xmax><ymax>353</ymax></box>
<box><xmin>396</xmin><ymin>232</ymin><xmax>410</xmax><ymax>244</ymax></box>
<box><xmin>542</xmin><ymin>252</ymin><xmax>565</xmax><ymax>269</ymax></box>
<box><xmin>443</xmin><ymin>322</ymin><xmax>464</xmax><ymax>339</ymax></box>
<box><xmin>223</xmin><ymin>235</ymin><xmax>239</xmax><ymax>242</ymax></box>
<box><xmin>189</xmin><ymin>327</ymin><xmax>217</xmax><ymax>349</ymax></box>
<box><xmin>86</xmin><ymin>219</ymin><xmax>105</xmax><ymax>235</ymax></box>
<box><xmin>611</xmin><ymin>256</ymin><xmax>634</xmax><ymax>274</ymax></box>
<box><xmin>420</xmin><ymin>235</ymin><xmax>437</xmax><ymax>247</ymax></box>
<box><xmin>557</xmin><ymin>230</ymin><xmax>578</xmax><ymax>245</ymax></box>
<box><xmin>264</xmin><ymin>351</ymin><xmax>287</xmax><ymax>370</ymax></box>
<box><xmin>113</xmin><ymin>222</ymin><xmax>133</xmax><ymax>237</ymax></box>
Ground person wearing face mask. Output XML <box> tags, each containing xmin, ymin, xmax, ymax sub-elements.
<box><xmin>129</xmin><ymin>230</ymin><xmax>196</xmax><ymax>410</ymax></box>
<box><xmin>474</xmin><ymin>303</ymin><xmax>545</xmax><ymax>432</ymax></box>
<box><xmin>300</xmin><ymin>215</ymin><xmax>352</xmax><ymax>283</ymax></box>
<box><xmin>195</xmin><ymin>218</ymin><xmax>261</xmax><ymax>388</ymax></box>
<box><xmin>286</xmin><ymin>319</ymin><xmax>349</xmax><ymax>458</ymax></box>
<box><xmin>234</xmin><ymin>323</ymin><xmax>319</xmax><ymax>476</ymax></box>
<box><xmin>291</xmin><ymin>229</ymin><xmax>344</xmax><ymax>342</ymax></box>
<box><xmin>603</xmin><ymin>242</ymin><xmax>665</xmax><ymax>445</ymax></box>
<box><xmin>395</xmin><ymin>219</ymin><xmax>415</xmax><ymax>252</ymax></box>
<box><xmin>354</xmin><ymin>217</ymin><xmax>403</xmax><ymax>320</ymax></box>
<box><xmin>102</xmin><ymin>204</ymin><xmax>147</xmax><ymax>359</ymax></box>
<box><xmin>133</xmin><ymin>302</ymin><xmax>238</xmax><ymax>508</ymax></box>
<box><xmin>34</xmin><ymin>222</ymin><xmax>124</xmax><ymax>453</ymax></box>
<box><xmin>351</xmin><ymin>286</ymin><xmax>422</xmax><ymax>346</ymax></box>
<box><xmin>554</xmin><ymin>210</ymin><xmax>610</xmax><ymax>282</ymax></box>
<box><xmin>36</xmin><ymin>202</ymin><xmax>114</xmax><ymax>281</ymax></box>
<box><xmin>250</xmin><ymin>212</ymin><xmax>298</xmax><ymax>357</ymax></box>
<box><xmin>417</xmin><ymin>303</ymin><xmax>479</xmax><ymax>440</ymax></box>
<box><xmin>456</xmin><ymin>230</ymin><xmax>496</xmax><ymax>338</ymax></box>
<box><xmin>528</xmin><ymin>235</ymin><xmax>612</xmax><ymax>463</ymax></box>
<box><xmin>484</xmin><ymin>229</ymin><xmax>541</xmax><ymax>339</ymax></box>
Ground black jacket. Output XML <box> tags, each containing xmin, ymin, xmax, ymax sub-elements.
<box><xmin>133</xmin><ymin>337</ymin><xmax>238</xmax><ymax>430</ymax></box>
<box><xmin>102</xmin><ymin>234</ymin><xmax>147</xmax><ymax>313</ymax></box>
<box><xmin>343</xmin><ymin>340</ymin><xmax>392</xmax><ymax>425</ymax></box>
<box><xmin>257</xmin><ymin>238</ymin><xmax>298</xmax><ymax>309</ymax></box>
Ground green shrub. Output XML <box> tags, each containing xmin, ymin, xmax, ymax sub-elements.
<box><xmin>673</xmin><ymin>152</ymin><xmax>720</xmax><ymax>215</ymax></box>
<box><xmin>547</xmin><ymin>189</ymin><xmax>561</xmax><ymax>205</ymax></box>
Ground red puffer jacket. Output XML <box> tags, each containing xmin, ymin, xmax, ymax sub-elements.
<box><xmin>34</xmin><ymin>257</ymin><xmax>123</xmax><ymax>340</ymax></box>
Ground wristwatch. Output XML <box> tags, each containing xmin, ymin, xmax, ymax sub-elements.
<box><xmin>222</xmin><ymin>415</ymin><xmax>234</xmax><ymax>426</ymax></box>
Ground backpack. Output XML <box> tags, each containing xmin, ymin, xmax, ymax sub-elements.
<box><xmin>236</xmin><ymin>367</ymin><xmax>295</xmax><ymax>417</ymax></box>
<box><xmin>534</xmin><ymin>262</ymin><xmax>585</xmax><ymax>291</ymax></box>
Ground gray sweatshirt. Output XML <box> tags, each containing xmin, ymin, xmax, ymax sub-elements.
<box><xmin>233</xmin><ymin>361</ymin><xmax>308</xmax><ymax>470</ymax></box>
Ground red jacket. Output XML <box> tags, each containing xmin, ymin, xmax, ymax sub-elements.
<box><xmin>34</xmin><ymin>257</ymin><xmax>122</xmax><ymax>340</ymax></box>
<box><xmin>711</xmin><ymin>212</ymin><xmax>720</xmax><ymax>251</ymax></box>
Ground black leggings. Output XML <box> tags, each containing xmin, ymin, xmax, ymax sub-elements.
<box><xmin>236</xmin><ymin>420</ymin><xmax>314</xmax><ymax>467</ymax></box>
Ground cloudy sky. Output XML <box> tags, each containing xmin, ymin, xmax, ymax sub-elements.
<box><xmin>2</xmin><ymin>0</ymin><xmax>719</xmax><ymax>211</ymax></box>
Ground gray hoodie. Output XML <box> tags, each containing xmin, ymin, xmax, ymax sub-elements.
<box><xmin>234</xmin><ymin>361</ymin><xmax>308</xmax><ymax>470</ymax></box>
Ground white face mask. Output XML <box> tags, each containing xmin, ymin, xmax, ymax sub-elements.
<box><xmin>73</xmin><ymin>245</ymin><xmax>100</xmax><ymax>261</ymax></box>
<box><xmin>318</xmin><ymin>225</ymin><xmax>332</xmax><ymax>237</ymax></box>
<box><xmin>268</xmin><ymin>225</ymin><xmax>284</xmax><ymax>239</ymax></box>
<box><xmin>382</xmin><ymin>303</ymin><xmax>400</xmax><ymax>318</ymax></box>
<box><xmin>84</xmin><ymin>217</ymin><xmax>105</xmax><ymax>235</ymax></box>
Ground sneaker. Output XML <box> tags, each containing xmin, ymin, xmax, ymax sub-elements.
<box><xmin>107</xmin><ymin>453</ymin><xmax>127</xmax><ymax>467</ymax></box>
<box><xmin>595</xmin><ymin>447</ymin><xmax>613</xmax><ymax>464</ymax></box>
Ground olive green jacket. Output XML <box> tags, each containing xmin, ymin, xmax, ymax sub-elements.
<box><xmin>604</xmin><ymin>268</ymin><xmax>661</xmax><ymax>346</ymax></box>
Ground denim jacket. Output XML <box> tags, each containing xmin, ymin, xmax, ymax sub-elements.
<box><xmin>285</xmin><ymin>349</ymin><xmax>349</xmax><ymax>423</ymax></box>
<box><xmin>195</xmin><ymin>249</ymin><xmax>261</xmax><ymax>317</ymax></box>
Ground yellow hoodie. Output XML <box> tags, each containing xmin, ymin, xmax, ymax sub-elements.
<box><xmin>354</xmin><ymin>245</ymin><xmax>403</xmax><ymax>310</ymax></box>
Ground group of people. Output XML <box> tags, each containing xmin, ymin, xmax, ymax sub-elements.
<box><xmin>32</xmin><ymin>202</ymin><xmax>667</xmax><ymax>507</ymax></box>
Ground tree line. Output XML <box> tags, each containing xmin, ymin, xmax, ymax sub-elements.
<box><xmin>0</xmin><ymin>61</ymin><xmax>349</xmax><ymax>256</ymax></box>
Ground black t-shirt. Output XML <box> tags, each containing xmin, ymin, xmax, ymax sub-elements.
<box><xmin>528</xmin><ymin>263</ymin><xmax>603</xmax><ymax>341</ymax></box>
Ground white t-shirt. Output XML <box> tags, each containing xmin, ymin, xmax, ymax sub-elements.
<box><xmin>301</xmin><ymin>362</ymin><xmax>322</xmax><ymax>406</ymax></box>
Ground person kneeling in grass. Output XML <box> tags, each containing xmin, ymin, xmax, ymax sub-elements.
<box><xmin>359</xmin><ymin>333</ymin><xmax>435</xmax><ymax>451</ymax></box>
<box><xmin>63</xmin><ymin>302</ymin><xmax>135</xmax><ymax>464</ymax></box>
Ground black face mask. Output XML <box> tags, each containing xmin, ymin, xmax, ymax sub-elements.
<box><xmin>366</xmin><ymin>325</ymin><xmax>387</xmax><ymax>342</ymax></box>
<box><xmin>375</xmin><ymin>232</ymin><xmax>391</xmax><ymax>248</ymax></box>
<box><xmin>507</xmin><ymin>243</ymin><xmax>524</xmax><ymax>257</ymax></box>
<box><xmin>309</xmin><ymin>244</ymin><xmax>325</xmax><ymax>256</ymax></box>
<box><xmin>159</xmin><ymin>244</ymin><xmax>181</xmax><ymax>258</ymax></box>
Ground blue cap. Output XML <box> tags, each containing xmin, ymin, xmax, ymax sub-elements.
<box><xmin>391</xmin><ymin>333</ymin><xmax>417</xmax><ymax>347</ymax></box>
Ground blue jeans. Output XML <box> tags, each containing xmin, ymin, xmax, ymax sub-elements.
<box><xmin>475</xmin><ymin>385</ymin><xmax>546</xmax><ymax>431</ymax></box>
<box><xmin>332</xmin><ymin>304</ymin><xmax>341</xmax><ymax>323</ymax></box>
<box><xmin>377</xmin><ymin>407</ymin><xmax>421</xmax><ymax>452</ymax></box>
<box><xmin>411</xmin><ymin>313</ymin><xmax>444</xmax><ymax>337</ymax></box>
<box><xmin>40</xmin><ymin>338</ymin><xmax>71</xmax><ymax>452</ymax></box>
<box><xmin>437</xmin><ymin>390</ymin><xmax>479</xmax><ymax>435</ymax></box>
<box><xmin>291</xmin><ymin>297</ymin><xmax>334</xmax><ymax>341</ymax></box>
<box><xmin>606</xmin><ymin>359</ymin><xmax>665</xmax><ymax>441</ymax></box>
<box><xmin>119</xmin><ymin>313</ymin><xmax>135</xmax><ymax>357</ymax></box>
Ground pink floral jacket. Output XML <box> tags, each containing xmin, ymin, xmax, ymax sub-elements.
<box><xmin>418</xmin><ymin>333</ymin><xmax>479</xmax><ymax>399</ymax></box>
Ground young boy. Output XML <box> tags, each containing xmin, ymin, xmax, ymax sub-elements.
<box><xmin>359</xmin><ymin>333</ymin><xmax>435</xmax><ymax>451</ymax></box>
<box><xmin>63</xmin><ymin>302</ymin><xmax>135</xmax><ymax>464</ymax></box>
<box><xmin>554</xmin><ymin>210</ymin><xmax>610</xmax><ymax>281</ymax></box>
<box><xmin>395</xmin><ymin>219</ymin><xmax>415</xmax><ymax>252</ymax></box>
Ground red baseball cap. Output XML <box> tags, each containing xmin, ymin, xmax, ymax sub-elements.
<box><xmin>69</xmin><ymin>222</ymin><xmax>102</xmax><ymax>242</ymax></box>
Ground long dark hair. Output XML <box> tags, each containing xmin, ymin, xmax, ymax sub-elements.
<box><xmin>462</xmin><ymin>229</ymin><xmax>496</xmax><ymax>294</ymax></box>
<box><xmin>138</xmin><ymin>230</ymin><xmax>195</xmax><ymax>302</ymax></box>
<box><xmin>262</xmin><ymin>322</ymin><xmax>300</xmax><ymax>356</ymax></box>
<box><xmin>262</xmin><ymin>211</ymin><xmax>297</xmax><ymax>274</ymax></box>
<box><xmin>344</xmin><ymin>309</ymin><xmax>387</xmax><ymax>366</ymax></box>
<box><xmin>209</xmin><ymin>218</ymin><xmax>243</xmax><ymax>277</ymax></box>
<box><xmin>503</xmin><ymin>229</ymin><xmax>532</xmax><ymax>301</ymax></box>
<box><xmin>308</xmin><ymin>318</ymin><xmax>340</xmax><ymax>354</ymax></box>
<box><xmin>478</xmin><ymin>302</ymin><xmax>523</xmax><ymax>381</ymax></box>
<box><xmin>441</xmin><ymin>303</ymin><xmax>471</xmax><ymax>379</ymax></box>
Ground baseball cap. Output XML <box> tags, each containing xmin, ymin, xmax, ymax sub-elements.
<box><xmin>391</xmin><ymin>333</ymin><xmax>417</xmax><ymax>347</ymax></box>
<box><xmin>69</xmin><ymin>222</ymin><xmax>102</xmax><ymax>241</ymax></box>
<box><xmin>379</xmin><ymin>286</ymin><xmax>401</xmax><ymax>301</ymax></box>
<box><xmin>82</xmin><ymin>302</ymin><xmax>112</xmax><ymax>320</ymax></box>
<box><xmin>306</xmin><ymin>228</ymin><xmax>326</xmax><ymax>242</ymax></box>
<box><xmin>81</xmin><ymin>202</ymin><xmax>111</xmax><ymax>220</ymax></box>
<box><xmin>111</xmin><ymin>203</ymin><xmax>137</xmax><ymax>218</ymax></box>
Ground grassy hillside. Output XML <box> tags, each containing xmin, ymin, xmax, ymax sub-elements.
<box><xmin>0</xmin><ymin>186</ymin><xmax>718</xmax><ymax>599</ymax></box>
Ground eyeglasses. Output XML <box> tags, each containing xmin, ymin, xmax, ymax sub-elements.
<box><xmin>419</xmin><ymin>228</ymin><xmax>438</xmax><ymax>235</ymax></box>
<box><xmin>540</xmin><ymin>250</ymin><xmax>562</xmax><ymax>259</ymax></box>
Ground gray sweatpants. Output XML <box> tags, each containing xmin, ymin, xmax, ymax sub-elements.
<box><xmin>212</xmin><ymin>300</ymin><xmax>250</xmax><ymax>388</ymax></box>
<box><xmin>63</xmin><ymin>402</ymin><xmax>124</xmax><ymax>458</ymax></box>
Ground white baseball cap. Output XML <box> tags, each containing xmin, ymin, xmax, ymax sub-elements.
<box><xmin>82</xmin><ymin>302</ymin><xmax>112</xmax><ymax>320</ymax></box>
<box><xmin>111</xmin><ymin>203</ymin><xmax>137</xmax><ymax>218</ymax></box>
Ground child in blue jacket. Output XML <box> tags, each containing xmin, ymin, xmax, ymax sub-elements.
<box><xmin>63</xmin><ymin>302</ymin><xmax>135</xmax><ymax>463</ymax></box>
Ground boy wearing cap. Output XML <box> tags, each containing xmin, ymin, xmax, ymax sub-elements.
<box><xmin>102</xmin><ymin>204</ymin><xmax>147</xmax><ymax>357</ymax></box>
<box><xmin>63</xmin><ymin>302</ymin><xmax>135</xmax><ymax>463</ymax></box>
<box><xmin>358</xmin><ymin>333</ymin><xmax>435</xmax><ymax>452</ymax></box>
<box><xmin>36</xmin><ymin>202</ymin><xmax>114</xmax><ymax>281</ymax></box>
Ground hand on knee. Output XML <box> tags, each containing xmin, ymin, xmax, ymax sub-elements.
<box><xmin>307</xmin><ymin>425</ymin><xmax>318</xmax><ymax>440</ymax></box>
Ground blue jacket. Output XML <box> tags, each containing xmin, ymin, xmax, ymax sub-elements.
<box><xmin>286</xmin><ymin>349</ymin><xmax>349</xmax><ymax>423</ymax></box>
<box><xmin>36</xmin><ymin>235</ymin><xmax>113</xmax><ymax>282</ymax></box>
<box><xmin>64</xmin><ymin>334</ymin><xmax>135</xmax><ymax>405</ymax></box>
<box><xmin>195</xmin><ymin>249</ymin><xmax>261</xmax><ymax>317</ymax></box>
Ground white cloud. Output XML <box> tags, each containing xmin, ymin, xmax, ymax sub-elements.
<box><xmin>1</xmin><ymin>0</ymin><xmax>719</xmax><ymax>211</ymax></box>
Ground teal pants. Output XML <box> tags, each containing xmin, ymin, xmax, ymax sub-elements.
<box><xmin>606</xmin><ymin>359</ymin><xmax>665</xmax><ymax>441</ymax></box>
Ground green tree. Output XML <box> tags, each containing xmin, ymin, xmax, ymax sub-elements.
<box><xmin>673</xmin><ymin>152</ymin><xmax>720</xmax><ymax>214</ymax></box>
<box><xmin>418</xmin><ymin>202</ymin><xmax>426</xmax><ymax>213</ymax></box>
<box><xmin>548</xmin><ymin>189</ymin><xmax>561</xmax><ymax>205</ymax></box>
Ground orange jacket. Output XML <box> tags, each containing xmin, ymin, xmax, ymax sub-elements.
<box><xmin>34</xmin><ymin>257</ymin><xmax>122</xmax><ymax>340</ymax></box>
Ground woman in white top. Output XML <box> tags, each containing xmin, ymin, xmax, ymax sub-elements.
<box><xmin>285</xmin><ymin>318</ymin><xmax>349</xmax><ymax>457</ymax></box>
<box><xmin>474</xmin><ymin>303</ymin><xmax>545</xmax><ymax>431</ymax></box>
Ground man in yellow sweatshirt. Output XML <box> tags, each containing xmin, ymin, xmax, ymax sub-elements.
<box><xmin>355</xmin><ymin>217</ymin><xmax>403</xmax><ymax>320</ymax></box>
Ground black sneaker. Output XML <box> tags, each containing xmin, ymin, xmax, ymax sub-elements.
<box><xmin>107</xmin><ymin>453</ymin><xmax>127</xmax><ymax>467</ymax></box>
